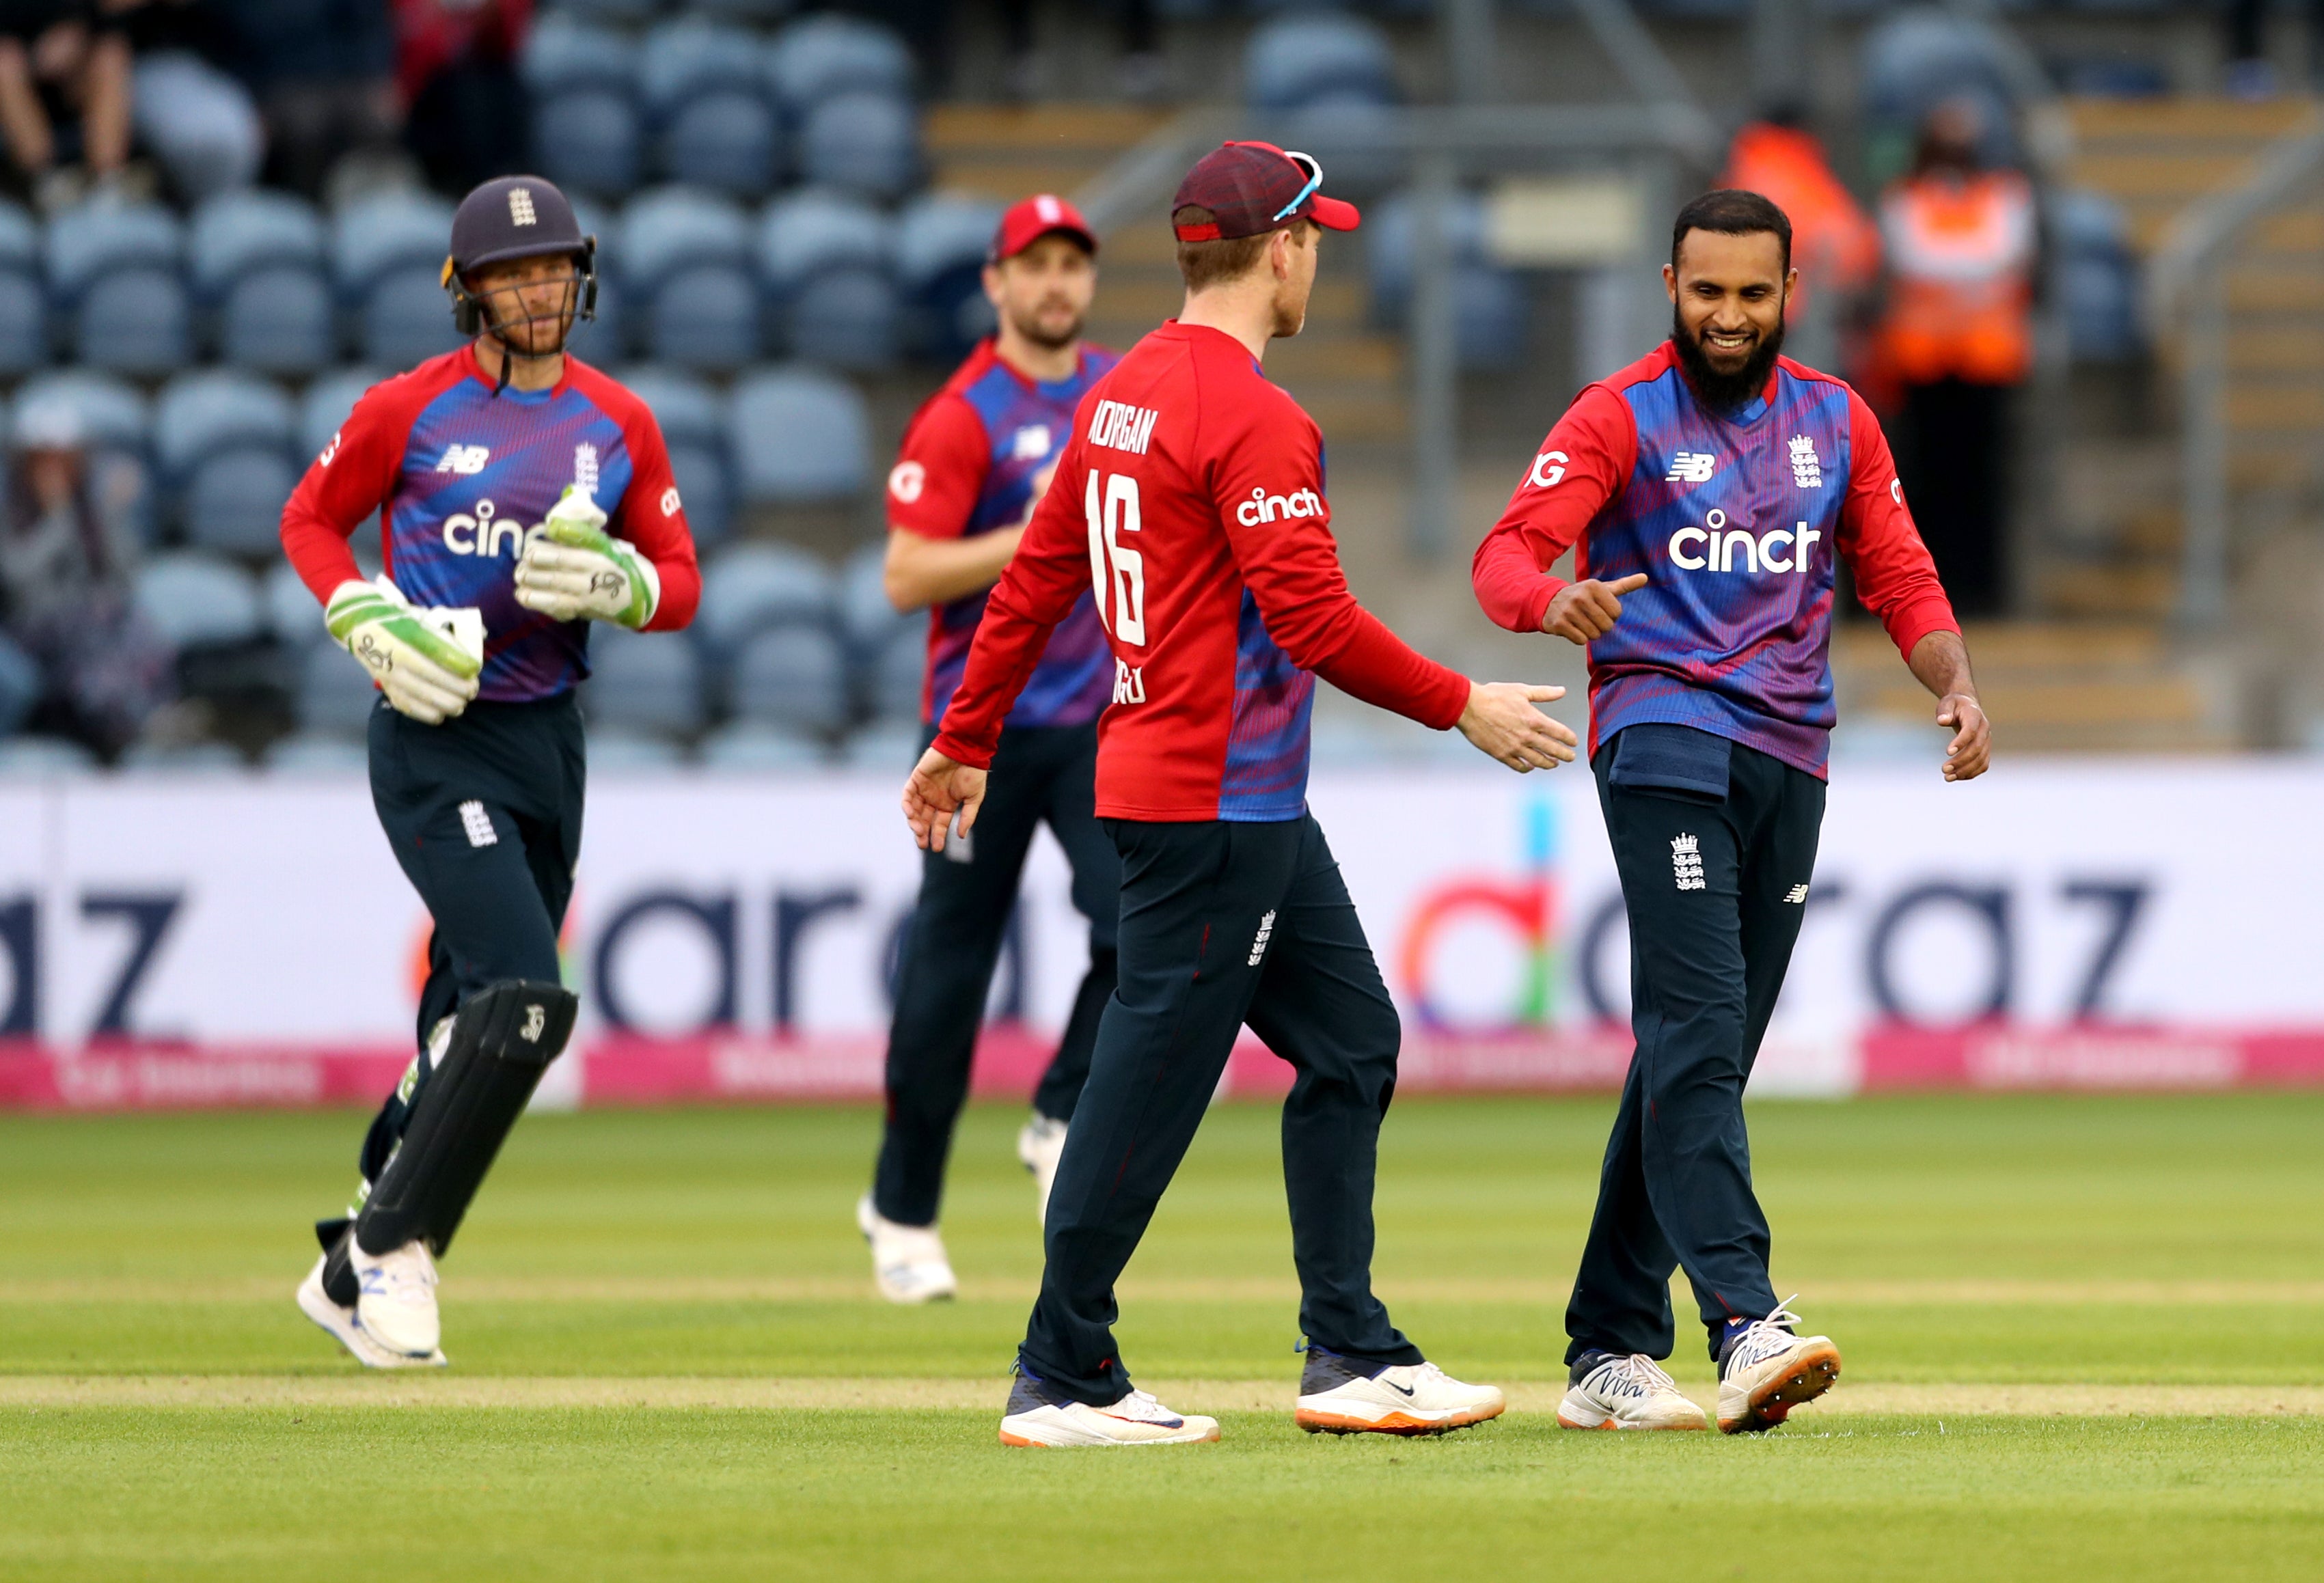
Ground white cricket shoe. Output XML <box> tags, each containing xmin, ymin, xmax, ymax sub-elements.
<box><xmin>344</xmin><ymin>1237</ymin><xmax>443</xmax><ymax>1361</ymax></box>
<box><xmin>998</xmin><ymin>1370</ymin><xmax>1220</xmax><ymax>1448</ymax></box>
<box><xmin>296</xmin><ymin>1253</ymin><xmax>445</xmax><ymax>1368</ymax></box>
<box><xmin>856</xmin><ymin>1193</ymin><xmax>957</xmax><ymax>1304</ymax></box>
<box><xmin>1717</xmin><ymin>1298</ymin><xmax>1841</xmax><ymax>1434</ymax></box>
<box><xmin>1294</xmin><ymin>1348</ymin><xmax>1505</xmax><ymax>1435</ymax></box>
<box><xmin>1557</xmin><ymin>1352</ymin><xmax>1708</xmax><ymax>1431</ymax></box>
<box><xmin>1016</xmin><ymin>1113</ymin><xmax>1067</xmax><ymax>1227</ymax></box>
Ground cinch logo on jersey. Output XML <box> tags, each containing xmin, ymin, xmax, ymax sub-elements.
<box><xmin>1665</xmin><ymin>452</ymin><xmax>1717</xmax><ymax>483</ymax></box>
<box><xmin>441</xmin><ymin>497</ymin><xmax>542</xmax><ymax>558</ymax></box>
<box><xmin>435</xmin><ymin>444</ymin><xmax>490</xmax><ymax>475</ymax></box>
<box><xmin>1667</xmin><ymin>508</ymin><xmax>1821</xmax><ymax>575</ymax></box>
<box><xmin>1236</xmin><ymin>485</ymin><xmax>1324</xmax><ymax>526</ymax></box>
<box><xmin>1088</xmin><ymin>400</ymin><xmax>1159</xmax><ymax>455</ymax></box>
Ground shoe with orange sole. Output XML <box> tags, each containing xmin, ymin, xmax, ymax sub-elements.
<box><xmin>998</xmin><ymin>1368</ymin><xmax>1220</xmax><ymax>1448</ymax></box>
<box><xmin>1294</xmin><ymin>1347</ymin><xmax>1505</xmax><ymax>1435</ymax></box>
<box><xmin>1716</xmin><ymin>1299</ymin><xmax>1841</xmax><ymax>1434</ymax></box>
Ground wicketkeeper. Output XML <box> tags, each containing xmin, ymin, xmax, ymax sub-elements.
<box><xmin>279</xmin><ymin>175</ymin><xmax>700</xmax><ymax>1367</ymax></box>
<box><xmin>1473</xmin><ymin>189</ymin><xmax>1990</xmax><ymax>1433</ymax></box>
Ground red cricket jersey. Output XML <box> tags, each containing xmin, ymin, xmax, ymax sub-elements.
<box><xmin>1471</xmin><ymin>345</ymin><xmax>1956</xmax><ymax>777</ymax></box>
<box><xmin>281</xmin><ymin>347</ymin><xmax>702</xmax><ymax>702</ymax></box>
<box><xmin>931</xmin><ymin>320</ymin><xmax>1470</xmax><ymax>822</ymax></box>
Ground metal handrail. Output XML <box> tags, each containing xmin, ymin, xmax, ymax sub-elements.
<box><xmin>2142</xmin><ymin>112</ymin><xmax>2324</xmax><ymax>628</ymax></box>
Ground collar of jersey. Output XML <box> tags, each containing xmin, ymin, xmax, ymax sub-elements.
<box><xmin>985</xmin><ymin>338</ymin><xmax>1095</xmax><ymax>400</ymax></box>
<box><xmin>462</xmin><ymin>343</ymin><xmax>572</xmax><ymax>402</ymax></box>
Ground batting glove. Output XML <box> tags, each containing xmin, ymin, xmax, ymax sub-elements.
<box><xmin>325</xmin><ymin>577</ymin><xmax>484</xmax><ymax>726</ymax></box>
<box><xmin>512</xmin><ymin>485</ymin><xmax>661</xmax><ymax>629</ymax></box>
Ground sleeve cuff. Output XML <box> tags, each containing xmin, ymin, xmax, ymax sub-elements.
<box><xmin>1520</xmin><ymin>575</ymin><xmax>1566</xmax><ymax>635</ymax></box>
<box><xmin>929</xmin><ymin>730</ymin><xmax>995</xmax><ymax>771</ymax></box>
<box><xmin>1885</xmin><ymin>595</ymin><xmax>1960</xmax><ymax>663</ymax></box>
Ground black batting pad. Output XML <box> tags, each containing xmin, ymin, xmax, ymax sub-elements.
<box><xmin>355</xmin><ymin>979</ymin><xmax>578</xmax><ymax>1258</ymax></box>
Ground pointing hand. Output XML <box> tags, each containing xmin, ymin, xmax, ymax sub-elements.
<box><xmin>1542</xmin><ymin>573</ymin><xmax>1650</xmax><ymax>645</ymax></box>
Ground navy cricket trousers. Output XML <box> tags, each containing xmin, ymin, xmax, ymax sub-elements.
<box><xmin>873</xmin><ymin>721</ymin><xmax>1120</xmax><ymax>1227</ymax></box>
<box><xmin>1566</xmin><ymin>733</ymin><xmax>1824</xmax><ymax>1366</ymax></box>
<box><xmin>1021</xmin><ymin>814</ymin><xmax>1425</xmax><ymax>1405</ymax></box>
<box><xmin>355</xmin><ymin>691</ymin><xmax>583</xmax><ymax>1186</ymax></box>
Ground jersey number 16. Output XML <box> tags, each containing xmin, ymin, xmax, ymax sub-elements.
<box><xmin>1084</xmin><ymin>469</ymin><xmax>1146</xmax><ymax>646</ymax></box>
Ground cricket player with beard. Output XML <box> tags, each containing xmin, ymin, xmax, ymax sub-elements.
<box><xmin>282</xmin><ymin>176</ymin><xmax>700</xmax><ymax>1367</ymax></box>
<box><xmin>1473</xmin><ymin>190</ymin><xmax>1991</xmax><ymax>1433</ymax></box>
<box><xmin>904</xmin><ymin>142</ymin><xmax>1577</xmax><ymax>1447</ymax></box>
<box><xmin>857</xmin><ymin>195</ymin><xmax>1125</xmax><ymax>1302</ymax></box>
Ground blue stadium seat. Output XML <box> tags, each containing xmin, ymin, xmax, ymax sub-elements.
<box><xmin>868</xmin><ymin>623</ymin><xmax>922</xmax><ymax>724</ymax></box>
<box><xmin>262</xmin><ymin>559</ymin><xmax>324</xmax><ymax>646</ymax></box>
<box><xmin>1367</xmin><ymin>188</ymin><xmax>1528</xmax><ymax>371</ymax></box>
<box><xmin>764</xmin><ymin>14</ymin><xmax>914</xmax><ymax>118</ymax></box>
<box><xmin>758</xmin><ymin>189</ymin><xmax>897</xmax><ymax>369</ymax></box>
<box><xmin>617</xmin><ymin>365</ymin><xmax>731</xmax><ymax>545</ymax></box>
<box><xmin>133</xmin><ymin>551</ymin><xmax>263</xmax><ymax>649</ymax></box>
<box><xmin>728</xmin><ymin>623</ymin><xmax>849</xmax><ymax>734</ymax></box>
<box><xmin>728</xmin><ymin>366</ymin><xmax>867</xmax><ymax>505</ymax></box>
<box><xmin>586</xmin><ymin>624</ymin><xmax>709</xmax><ymax>736</ymax></box>
<box><xmin>838</xmin><ymin>540</ymin><xmax>912</xmax><ymax>655</ymax></box>
<box><xmin>131</xmin><ymin>51</ymin><xmax>264</xmax><ymax>204</ymax></box>
<box><xmin>686</xmin><ymin>0</ymin><xmax>791</xmax><ymax>21</ymax></box>
<box><xmin>296</xmin><ymin>632</ymin><xmax>381</xmax><ymax>734</ymax></box>
<box><xmin>333</xmin><ymin>191</ymin><xmax>463</xmax><ymax>370</ymax></box>
<box><xmin>1279</xmin><ymin>95</ymin><xmax>1402</xmax><ymax>199</ymax></box>
<box><xmin>797</xmin><ymin>92</ymin><xmax>919</xmax><ymax>203</ymax></box>
<box><xmin>0</xmin><ymin>199</ymin><xmax>44</xmax><ymax>373</ymax></box>
<box><xmin>118</xmin><ymin>741</ymin><xmax>249</xmax><ymax>775</ymax></box>
<box><xmin>836</xmin><ymin>721</ymin><xmax>922</xmax><ymax>769</ymax></box>
<box><xmin>154</xmin><ymin>371</ymin><xmax>299</xmax><ymax>557</ymax></box>
<box><xmin>695</xmin><ymin>540</ymin><xmax>832</xmax><ymax>651</ymax></box>
<box><xmin>621</xmin><ymin>188</ymin><xmax>760</xmax><ymax>370</ymax></box>
<box><xmin>1859</xmin><ymin>12</ymin><xmax>2023</xmax><ymax>168</ymax></box>
<box><xmin>15</xmin><ymin>368</ymin><xmax>149</xmax><ymax>456</ymax></box>
<box><xmin>297</xmin><ymin>367</ymin><xmax>381</xmax><ymax>462</ymax></box>
<box><xmin>1244</xmin><ymin>13</ymin><xmax>1397</xmax><ymax>111</ymax></box>
<box><xmin>643</xmin><ymin>18</ymin><xmax>780</xmax><ymax>195</ymax></box>
<box><xmin>567</xmin><ymin>196</ymin><xmax>627</xmax><ymax>360</ymax></box>
<box><xmin>697</xmin><ymin>721</ymin><xmax>828</xmax><ymax>769</ymax></box>
<box><xmin>2057</xmin><ymin>187</ymin><xmax>2140</xmax><ymax>364</ymax></box>
<box><xmin>521</xmin><ymin>16</ymin><xmax>642</xmax><ymax>198</ymax></box>
<box><xmin>190</xmin><ymin>189</ymin><xmax>333</xmax><ymax>374</ymax></box>
<box><xmin>546</xmin><ymin>0</ymin><xmax>661</xmax><ymax>24</ymax></box>
<box><xmin>47</xmin><ymin>201</ymin><xmax>191</xmax><ymax>375</ymax></box>
<box><xmin>894</xmin><ymin>192</ymin><xmax>1001</xmax><ymax>362</ymax></box>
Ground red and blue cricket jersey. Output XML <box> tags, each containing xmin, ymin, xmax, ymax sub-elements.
<box><xmin>932</xmin><ymin>320</ymin><xmax>1469</xmax><ymax>823</ymax></box>
<box><xmin>888</xmin><ymin>338</ymin><xmax>1119</xmax><ymax>730</ymax></box>
<box><xmin>279</xmin><ymin>346</ymin><xmax>702</xmax><ymax>701</ymax></box>
<box><xmin>1471</xmin><ymin>343</ymin><xmax>1958</xmax><ymax>779</ymax></box>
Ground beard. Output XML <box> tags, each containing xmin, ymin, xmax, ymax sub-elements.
<box><xmin>1670</xmin><ymin>303</ymin><xmax>1784</xmax><ymax>413</ymax></box>
<box><xmin>1007</xmin><ymin>297</ymin><xmax>1085</xmax><ymax>352</ymax></box>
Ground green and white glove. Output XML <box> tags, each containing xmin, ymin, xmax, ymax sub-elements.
<box><xmin>325</xmin><ymin>577</ymin><xmax>484</xmax><ymax>725</ymax></box>
<box><xmin>512</xmin><ymin>485</ymin><xmax>661</xmax><ymax>629</ymax></box>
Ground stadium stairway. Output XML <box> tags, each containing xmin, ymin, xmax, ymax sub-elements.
<box><xmin>923</xmin><ymin>103</ymin><xmax>1411</xmax><ymax>445</ymax></box>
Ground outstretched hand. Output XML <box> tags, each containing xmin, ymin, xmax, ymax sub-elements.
<box><xmin>1457</xmin><ymin>682</ymin><xmax>1579</xmax><ymax>773</ymax></box>
<box><xmin>902</xmin><ymin>747</ymin><xmax>988</xmax><ymax>852</ymax></box>
<box><xmin>1937</xmin><ymin>693</ymin><xmax>1990</xmax><ymax>782</ymax></box>
<box><xmin>1541</xmin><ymin>573</ymin><xmax>1649</xmax><ymax>645</ymax></box>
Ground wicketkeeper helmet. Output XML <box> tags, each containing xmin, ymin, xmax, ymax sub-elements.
<box><xmin>441</xmin><ymin>174</ymin><xmax>598</xmax><ymax>341</ymax></box>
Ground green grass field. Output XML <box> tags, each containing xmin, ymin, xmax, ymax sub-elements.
<box><xmin>5</xmin><ymin>1095</ymin><xmax>2322</xmax><ymax>1580</ymax></box>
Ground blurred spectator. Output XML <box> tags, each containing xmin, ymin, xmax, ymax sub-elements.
<box><xmin>1876</xmin><ymin>97</ymin><xmax>2035</xmax><ymax>619</ymax></box>
<box><xmin>998</xmin><ymin>0</ymin><xmax>1160</xmax><ymax>102</ymax></box>
<box><xmin>2220</xmin><ymin>0</ymin><xmax>2324</xmax><ymax>98</ymax></box>
<box><xmin>228</xmin><ymin>0</ymin><xmax>399</xmax><ymax>201</ymax></box>
<box><xmin>116</xmin><ymin>0</ymin><xmax>263</xmax><ymax>202</ymax></box>
<box><xmin>1718</xmin><ymin>107</ymin><xmax>1880</xmax><ymax>376</ymax></box>
<box><xmin>0</xmin><ymin>1</ymin><xmax>131</xmax><ymax>210</ymax></box>
<box><xmin>393</xmin><ymin>0</ymin><xmax>529</xmax><ymax>196</ymax></box>
<box><xmin>0</xmin><ymin>400</ymin><xmax>173</xmax><ymax>754</ymax></box>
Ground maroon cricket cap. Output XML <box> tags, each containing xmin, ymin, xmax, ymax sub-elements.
<box><xmin>989</xmin><ymin>193</ymin><xmax>1099</xmax><ymax>263</ymax></box>
<box><xmin>1171</xmin><ymin>141</ymin><xmax>1361</xmax><ymax>241</ymax></box>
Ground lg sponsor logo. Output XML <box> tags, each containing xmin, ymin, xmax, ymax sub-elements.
<box><xmin>1667</xmin><ymin>508</ymin><xmax>1821</xmax><ymax>576</ymax></box>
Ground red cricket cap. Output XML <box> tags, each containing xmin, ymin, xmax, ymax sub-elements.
<box><xmin>1171</xmin><ymin>141</ymin><xmax>1361</xmax><ymax>241</ymax></box>
<box><xmin>989</xmin><ymin>193</ymin><xmax>1099</xmax><ymax>263</ymax></box>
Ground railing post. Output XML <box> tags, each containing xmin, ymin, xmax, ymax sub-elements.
<box><xmin>1443</xmin><ymin>0</ymin><xmax>1496</xmax><ymax>105</ymax></box>
<box><xmin>1410</xmin><ymin>146</ymin><xmax>1460</xmax><ymax>561</ymax></box>
<box><xmin>2180</xmin><ymin>268</ymin><xmax>2230</xmax><ymax>629</ymax></box>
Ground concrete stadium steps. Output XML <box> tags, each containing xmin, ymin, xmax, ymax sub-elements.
<box><xmin>2068</xmin><ymin>97</ymin><xmax>2315</xmax><ymax>251</ymax></box>
<box><xmin>926</xmin><ymin>103</ymin><xmax>1411</xmax><ymax>446</ymax></box>
<box><xmin>1834</xmin><ymin>622</ymin><xmax>2228</xmax><ymax>752</ymax></box>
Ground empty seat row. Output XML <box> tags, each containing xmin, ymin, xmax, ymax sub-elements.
<box><xmin>0</xmin><ymin>184</ymin><xmax>993</xmax><ymax>376</ymax></box>
<box><xmin>525</xmin><ymin>14</ymin><xmax>919</xmax><ymax>199</ymax></box>
<box><xmin>13</xmin><ymin>359</ymin><xmax>875</xmax><ymax>557</ymax></box>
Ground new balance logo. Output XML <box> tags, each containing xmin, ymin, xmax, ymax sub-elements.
<box><xmin>1248</xmin><ymin>909</ymin><xmax>1276</xmax><ymax>966</ymax></box>
<box><xmin>1011</xmin><ymin>424</ymin><xmax>1052</xmax><ymax>461</ymax></box>
<box><xmin>1671</xmin><ymin>834</ymin><xmax>1706</xmax><ymax>892</ymax></box>
<box><xmin>1665</xmin><ymin>452</ymin><xmax>1717</xmax><ymax>483</ymax></box>
<box><xmin>435</xmin><ymin>444</ymin><xmax>490</xmax><ymax>475</ymax></box>
<box><xmin>509</xmin><ymin>186</ymin><xmax>537</xmax><ymax>226</ymax></box>
<box><xmin>1112</xmin><ymin>659</ymin><xmax>1145</xmax><ymax>705</ymax></box>
<box><xmin>1785</xmin><ymin>883</ymin><xmax>1810</xmax><ymax>904</ymax></box>
<box><xmin>1088</xmin><ymin>400</ymin><xmax>1158</xmax><ymax>455</ymax></box>
<box><xmin>1788</xmin><ymin>435</ymin><xmax>1823</xmax><ymax>488</ymax></box>
<box><xmin>459</xmin><ymin>800</ymin><xmax>497</xmax><ymax>849</ymax></box>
